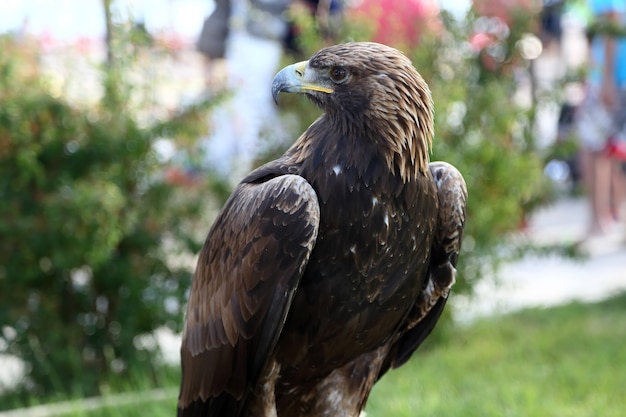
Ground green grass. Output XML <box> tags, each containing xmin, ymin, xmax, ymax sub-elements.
<box><xmin>0</xmin><ymin>390</ymin><xmax>176</xmax><ymax>417</ymax></box>
<box><xmin>4</xmin><ymin>293</ymin><xmax>625</xmax><ymax>417</ymax></box>
<box><xmin>366</xmin><ymin>292</ymin><xmax>626</xmax><ymax>417</ymax></box>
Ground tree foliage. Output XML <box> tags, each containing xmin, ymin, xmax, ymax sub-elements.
<box><xmin>0</xmin><ymin>28</ymin><xmax>217</xmax><ymax>399</ymax></box>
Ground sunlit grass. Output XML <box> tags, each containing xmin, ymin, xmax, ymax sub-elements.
<box><xmin>365</xmin><ymin>292</ymin><xmax>626</xmax><ymax>417</ymax></box>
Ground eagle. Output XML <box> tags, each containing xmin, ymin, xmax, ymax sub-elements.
<box><xmin>177</xmin><ymin>42</ymin><xmax>467</xmax><ymax>417</ymax></box>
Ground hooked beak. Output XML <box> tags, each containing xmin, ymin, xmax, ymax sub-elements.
<box><xmin>271</xmin><ymin>61</ymin><xmax>334</xmax><ymax>104</ymax></box>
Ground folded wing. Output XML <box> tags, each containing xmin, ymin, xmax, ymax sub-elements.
<box><xmin>178</xmin><ymin>174</ymin><xmax>320</xmax><ymax>415</ymax></box>
<box><xmin>384</xmin><ymin>161</ymin><xmax>467</xmax><ymax>371</ymax></box>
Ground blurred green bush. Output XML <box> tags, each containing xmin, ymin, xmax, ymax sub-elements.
<box><xmin>0</xmin><ymin>30</ymin><xmax>218</xmax><ymax>399</ymax></box>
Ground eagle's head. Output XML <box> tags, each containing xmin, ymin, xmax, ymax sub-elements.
<box><xmin>272</xmin><ymin>42</ymin><xmax>434</xmax><ymax>179</ymax></box>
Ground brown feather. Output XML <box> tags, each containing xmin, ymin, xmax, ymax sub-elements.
<box><xmin>178</xmin><ymin>42</ymin><xmax>467</xmax><ymax>417</ymax></box>
<box><xmin>179</xmin><ymin>175</ymin><xmax>319</xmax><ymax>409</ymax></box>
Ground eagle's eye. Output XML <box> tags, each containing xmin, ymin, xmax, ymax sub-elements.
<box><xmin>329</xmin><ymin>66</ymin><xmax>349</xmax><ymax>84</ymax></box>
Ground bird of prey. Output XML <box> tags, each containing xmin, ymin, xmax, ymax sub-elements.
<box><xmin>178</xmin><ymin>42</ymin><xmax>467</xmax><ymax>417</ymax></box>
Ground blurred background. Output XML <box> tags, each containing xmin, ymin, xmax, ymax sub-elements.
<box><xmin>0</xmin><ymin>0</ymin><xmax>625</xmax><ymax>416</ymax></box>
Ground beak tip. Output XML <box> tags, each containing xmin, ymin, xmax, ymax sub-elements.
<box><xmin>271</xmin><ymin>60</ymin><xmax>308</xmax><ymax>105</ymax></box>
<box><xmin>271</xmin><ymin>69</ymin><xmax>287</xmax><ymax>105</ymax></box>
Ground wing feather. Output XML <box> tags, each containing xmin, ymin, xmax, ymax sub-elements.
<box><xmin>178</xmin><ymin>174</ymin><xmax>319</xmax><ymax>410</ymax></box>
<box><xmin>382</xmin><ymin>161</ymin><xmax>467</xmax><ymax>371</ymax></box>
<box><xmin>428</xmin><ymin>161</ymin><xmax>467</xmax><ymax>276</ymax></box>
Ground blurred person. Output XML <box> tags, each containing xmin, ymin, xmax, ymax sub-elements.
<box><xmin>195</xmin><ymin>0</ymin><xmax>286</xmax><ymax>181</ymax></box>
<box><xmin>195</xmin><ymin>0</ymin><xmax>344</xmax><ymax>182</ymax></box>
<box><xmin>197</xmin><ymin>0</ymin><xmax>232</xmax><ymax>89</ymax></box>
<box><xmin>576</xmin><ymin>0</ymin><xmax>626</xmax><ymax>238</ymax></box>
